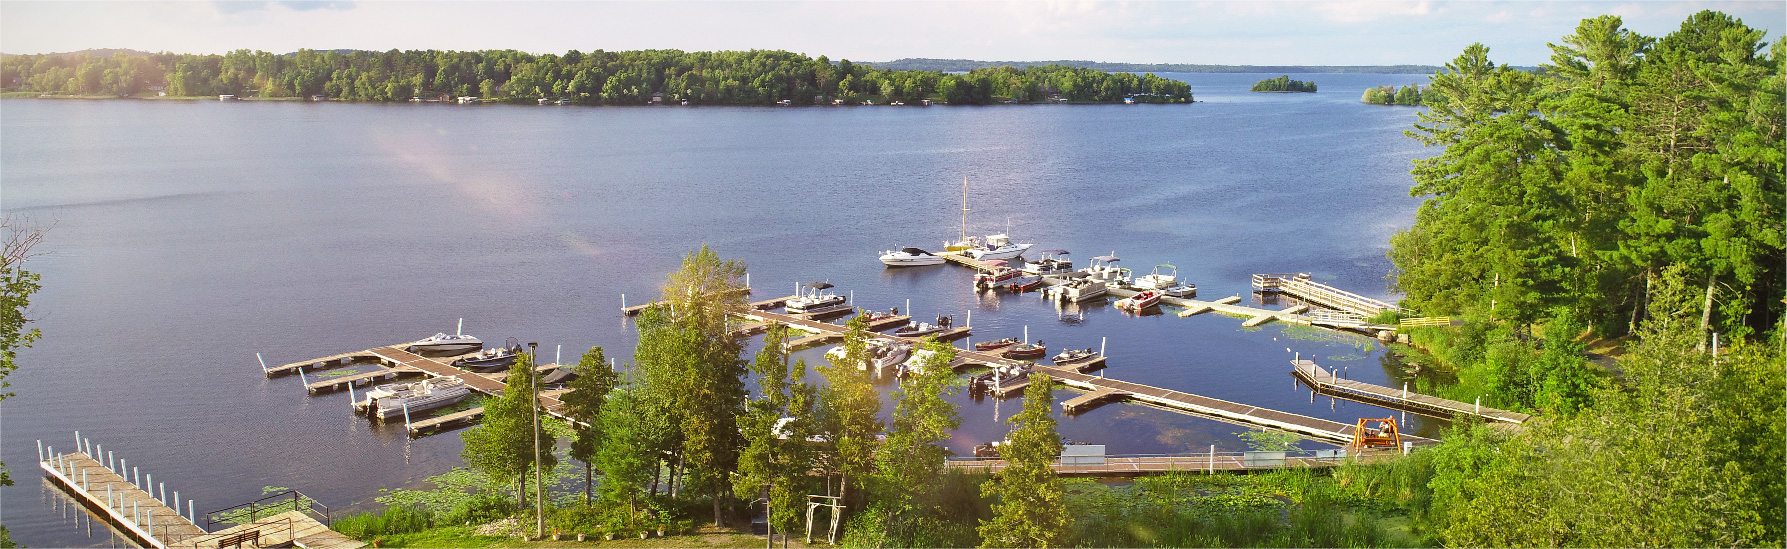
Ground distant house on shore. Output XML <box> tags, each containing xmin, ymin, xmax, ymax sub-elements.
<box><xmin>651</xmin><ymin>92</ymin><xmax>664</xmax><ymax>104</ymax></box>
<box><xmin>218</xmin><ymin>94</ymin><xmax>236</xmax><ymax>101</ymax></box>
<box><xmin>457</xmin><ymin>96</ymin><xmax>479</xmax><ymax>104</ymax></box>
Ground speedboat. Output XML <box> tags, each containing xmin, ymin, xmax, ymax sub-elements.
<box><xmin>827</xmin><ymin>339</ymin><xmax>913</xmax><ymax>372</ymax></box>
<box><xmin>1010</xmin><ymin>276</ymin><xmax>1047</xmax><ymax>292</ymax></box>
<box><xmin>968</xmin><ymin>363</ymin><xmax>1031</xmax><ymax>396</ymax></box>
<box><xmin>451</xmin><ymin>340</ymin><xmax>522</xmax><ymax>372</ymax></box>
<box><xmin>1135</xmin><ymin>264</ymin><xmax>1196</xmax><ymax>297</ymax></box>
<box><xmin>407</xmin><ymin>332</ymin><xmax>483</xmax><ymax>355</ymax></box>
<box><xmin>1051</xmin><ymin>348</ymin><xmax>1102</xmax><ymax>367</ymax></box>
<box><xmin>1047</xmin><ymin>275</ymin><xmax>1107</xmax><ymax>303</ymax></box>
<box><xmin>973</xmin><ymin>337</ymin><xmax>1021</xmax><ymax>352</ymax></box>
<box><xmin>857</xmin><ymin>308</ymin><xmax>902</xmax><ymax>324</ymax></box>
<box><xmin>893</xmin><ymin>321</ymin><xmax>944</xmax><ymax>338</ymax></box>
<box><xmin>786</xmin><ymin>282</ymin><xmax>847</xmax><ymax>314</ymax></box>
<box><xmin>361</xmin><ymin>376</ymin><xmax>471</xmax><ymax>420</ymax></box>
<box><xmin>1022</xmin><ymin>250</ymin><xmax>1074</xmax><ymax>275</ymax></box>
<box><xmin>973</xmin><ymin>263</ymin><xmax>1025</xmax><ymax>289</ymax></box>
<box><xmin>879</xmin><ymin>247</ymin><xmax>946</xmax><ymax>267</ymax></box>
<box><xmin>1116</xmin><ymin>290</ymin><xmax>1163</xmax><ymax>311</ymax></box>
<box><xmin>965</xmin><ymin>233</ymin><xmax>1033</xmax><ymax>261</ymax></box>
<box><xmin>1002</xmin><ymin>340</ymin><xmax>1047</xmax><ymax>360</ymax></box>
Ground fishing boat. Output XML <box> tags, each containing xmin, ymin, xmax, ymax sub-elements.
<box><xmin>786</xmin><ymin>281</ymin><xmax>847</xmax><ymax>313</ymax></box>
<box><xmin>968</xmin><ymin>363</ymin><xmax>1031</xmax><ymax>396</ymax></box>
<box><xmin>893</xmin><ymin>315</ymin><xmax>952</xmax><ymax>338</ymax></box>
<box><xmin>451</xmin><ymin>338</ymin><xmax>522</xmax><ymax>372</ymax></box>
<box><xmin>1051</xmin><ymin>348</ymin><xmax>1102</xmax><ymax>367</ymax></box>
<box><xmin>879</xmin><ymin>247</ymin><xmax>945</xmax><ymax>267</ymax></box>
<box><xmin>1002</xmin><ymin>340</ymin><xmax>1047</xmax><ymax>359</ymax></box>
<box><xmin>362</xmin><ymin>376</ymin><xmax>471</xmax><ymax>420</ymax></box>
<box><xmin>1134</xmin><ymin>263</ymin><xmax>1196</xmax><ymax>297</ymax></box>
<box><xmin>406</xmin><ymin>323</ymin><xmax>483</xmax><ymax>355</ymax></box>
<box><xmin>973</xmin><ymin>337</ymin><xmax>1021</xmax><ymax>352</ymax></box>
<box><xmin>1010</xmin><ymin>276</ymin><xmax>1047</xmax><ymax>292</ymax></box>
<box><xmin>857</xmin><ymin>308</ymin><xmax>901</xmax><ymax>323</ymax></box>
<box><xmin>1022</xmin><ymin>250</ymin><xmax>1074</xmax><ymax>275</ymax></box>
<box><xmin>1116</xmin><ymin>290</ymin><xmax>1163</xmax><ymax>311</ymax></box>
<box><xmin>827</xmin><ymin>339</ymin><xmax>913</xmax><ymax>372</ymax></box>
<box><xmin>965</xmin><ymin>233</ymin><xmax>1034</xmax><ymax>261</ymax></box>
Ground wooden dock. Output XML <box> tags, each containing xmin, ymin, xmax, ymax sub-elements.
<box><xmin>406</xmin><ymin>407</ymin><xmax>485</xmax><ymax>436</ymax></box>
<box><xmin>735</xmin><ymin>308</ymin><xmax>1435</xmax><ymax>446</ymax></box>
<box><xmin>1292</xmin><ymin>360</ymin><xmax>1530</xmax><ymax>424</ymax></box>
<box><xmin>1252</xmin><ymin>273</ymin><xmax>1404</xmax><ymax>317</ymax></box>
<box><xmin>865</xmin><ymin>314</ymin><xmax>911</xmax><ymax>332</ymax></box>
<box><xmin>304</xmin><ymin>366</ymin><xmax>421</xmax><ymax>394</ymax></box>
<box><xmin>1061</xmin><ymin>387</ymin><xmax>1129</xmax><ymax>414</ymax></box>
<box><xmin>947</xmin><ymin>448</ymin><xmax>1399</xmax><ymax>477</ymax></box>
<box><xmin>40</xmin><ymin>451</ymin><xmax>208</xmax><ymax>548</ymax></box>
<box><xmin>281</xmin><ymin>344</ymin><xmax>580</xmax><ymax>428</ymax></box>
<box><xmin>939</xmin><ymin>251</ymin><xmax>1004</xmax><ymax>272</ymax></box>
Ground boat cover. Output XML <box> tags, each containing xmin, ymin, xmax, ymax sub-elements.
<box><xmin>804</xmin><ymin>281</ymin><xmax>835</xmax><ymax>289</ymax></box>
<box><xmin>900</xmin><ymin>247</ymin><xmax>932</xmax><ymax>255</ymax></box>
<box><xmin>1092</xmin><ymin>255</ymin><xmax>1120</xmax><ymax>262</ymax></box>
<box><xmin>1041</xmin><ymin>249</ymin><xmax>1069</xmax><ymax>255</ymax></box>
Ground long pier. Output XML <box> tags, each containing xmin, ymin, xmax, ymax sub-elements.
<box><xmin>1253</xmin><ymin>273</ymin><xmax>1404</xmax><ymax>317</ymax></box>
<box><xmin>1292</xmin><ymin>360</ymin><xmax>1530</xmax><ymax>424</ymax></box>
<box><xmin>947</xmin><ymin>448</ymin><xmax>1401</xmax><ymax>477</ymax></box>
<box><xmin>734</xmin><ymin>308</ymin><xmax>1435</xmax><ymax>446</ymax></box>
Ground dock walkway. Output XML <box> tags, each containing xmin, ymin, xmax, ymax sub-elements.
<box><xmin>947</xmin><ymin>448</ymin><xmax>1400</xmax><ymax>477</ymax></box>
<box><xmin>1253</xmin><ymin>273</ymin><xmax>1403</xmax><ymax>317</ymax></box>
<box><xmin>41</xmin><ymin>451</ymin><xmax>206</xmax><ymax>548</ymax></box>
<box><xmin>1292</xmin><ymin>360</ymin><xmax>1529</xmax><ymax>424</ymax></box>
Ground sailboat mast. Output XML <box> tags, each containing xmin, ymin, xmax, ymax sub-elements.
<box><xmin>960</xmin><ymin>176</ymin><xmax>969</xmax><ymax>244</ymax></box>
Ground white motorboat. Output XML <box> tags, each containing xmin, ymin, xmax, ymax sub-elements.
<box><xmin>451</xmin><ymin>341</ymin><xmax>521</xmax><ymax>372</ymax></box>
<box><xmin>1081</xmin><ymin>253</ymin><xmax>1132</xmax><ymax>288</ymax></box>
<box><xmin>965</xmin><ymin>233</ymin><xmax>1034</xmax><ymax>261</ymax></box>
<box><xmin>1023</xmin><ymin>250</ymin><xmax>1074</xmax><ymax>275</ymax></box>
<box><xmin>880</xmin><ymin>247</ymin><xmax>946</xmax><ymax>267</ymax></box>
<box><xmin>786</xmin><ymin>281</ymin><xmax>847</xmax><ymax>313</ymax></box>
<box><xmin>362</xmin><ymin>376</ymin><xmax>471</xmax><ymax>420</ymax></box>
<box><xmin>407</xmin><ymin>332</ymin><xmax>482</xmax><ymax>355</ymax></box>
<box><xmin>827</xmin><ymin>339</ymin><xmax>913</xmax><ymax>372</ymax></box>
<box><xmin>897</xmin><ymin>348</ymin><xmax>947</xmax><ymax>377</ymax></box>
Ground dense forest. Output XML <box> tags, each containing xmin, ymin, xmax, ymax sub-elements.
<box><xmin>1250</xmin><ymin>75</ymin><xmax>1317</xmax><ymax>92</ymax></box>
<box><xmin>1361</xmin><ymin>84</ymin><xmax>1425</xmax><ymax>105</ymax></box>
<box><xmin>867</xmin><ymin>58</ymin><xmax>1443</xmax><ymax>74</ymax></box>
<box><xmin>0</xmin><ymin>49</ymin><xmax>1192</xmax><ymax>105</ymax></box>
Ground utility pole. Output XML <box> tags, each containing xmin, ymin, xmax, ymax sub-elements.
<box><xmin>529</xmin><ymin>341</ymin><xmax>543</xmax><ymax>540</ymax></box>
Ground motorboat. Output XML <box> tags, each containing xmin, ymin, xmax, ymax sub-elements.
<box><xmin>857</xmin><ymin>307</ymin><xmax>902</xmax><ymax>324</ymax></box>
<box><xmin>1047</xmin><ymin>276</ymin><xmax>1107</xmax><ymax>303</ymax></box>
<box><xmin>407</xmin><ymin>332</ymin><xmax>483</xmax><ymax>355</ymax></box>
<box><xmin>896</xmin><ymin>348</ymin><xmax>949</xmax><ymax>377</ymax></box>
<box><xmin>362</xmin><ymin>376</ymin><xmax>471</xmax><ymax>420</ymax></box>
<box><xmin>892</xmin><ymin>317</ymin><xmax>948</xmax><ymax>338</ymax></box>
<box><xmin>973</xmin><ymin>263</ymin><xmax>1025</xmax><ymax>289</ymax></box>
<box><xmin>1002</xmin><ymin>340</ymin><xmax>1047</xmax><ymax>360</ymax></box>
<box><xmin>1022</xmin><ymin>250</ymin><xmax>1074</xmax><ymax>275</ymax></box>
<box><xmin>1135</xmin><ymin>264</ymin><xmax>1196</xmax><ymax>297</ymax></box>
<box><xmin>451</xmin><ymin>339</ymin><xmax>522</xmax><ymax>372</ymax></box>
<box><xmin>1051</xmin><ymin>348</ymin><xmax>1102</xmax><ymax>367</ymax></box>
<box><xmin>1081</xmin><ymin>253</ymin><xmax>1132</xmax><ymax>288</ymax></box>
<box><xmin>968</xmin><ymin>363</ymin><xmax>1031</xmax><ymax>396</ymax></box>
<box><xmin>879</xmin><ymin>247</ymin><xmax>946</xmax><ymax>267</ymax></box>
<box><xmin>1116</xmin><ymin>290</ymin><xmax>1163</xmax><ymax>311</ymax></box>
<box><xmin>786</xmin><ymin>281</ymin><xmax>847</xmax><ymax>314</ymax></box>
<box><xmin>827</xmin><ymin>339</ymin><xmax>913</xmax><ymax>372</ymax></box>
<box><xmin>1010</xmin><ymin>276</ymin><xmax>1047</xmax><ymax>293</ymax></box>
<box><xmin>973</xmin><ymin>337</ymin><xmax>1020</xmax><ymax>352</ymax></box>
<box><xmin>965</xmin><ymin>233</ymin><xmax>1034</xmax><ymax>261</ymax></box>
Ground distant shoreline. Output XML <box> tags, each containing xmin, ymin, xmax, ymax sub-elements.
<box><xmin>862</xmin><ymin>58</ymin><xmax>1449</xmax><ymax>74</ymax></box>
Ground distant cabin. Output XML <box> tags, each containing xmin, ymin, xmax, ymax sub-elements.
<box><xmin>651</xmin><ymin>92</ymin><xmax>664</xmax><ymax>103</ymax></box>
<box><xmin>457</xmin><ymin>96</ymin><xmax>479</xmax><ymax>104</ymax></box>
<box><xmin>778</xmin><ymin>99</ymin><xmax>793</xmax><ymax>106</ymax></box>
<box><xmin>920</xmin><ymin>99</ymin><xmax>933</xmax><ymax>106</ymax></box>
<box><xmin>218</xmin><ymin>94</ymin><xmax>236</xmax><ymax>101</ymax></box>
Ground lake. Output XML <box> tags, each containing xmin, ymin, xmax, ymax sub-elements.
<box><xmin>1</xmin><ymin>72</ymin><xmax>1436</xmax><ymax>547</ymax></box>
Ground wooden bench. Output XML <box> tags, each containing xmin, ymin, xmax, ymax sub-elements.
<box><xmin>216</xmin><ymin>529</ymin><xmax>260</xmax><ymax>548</ymax></box>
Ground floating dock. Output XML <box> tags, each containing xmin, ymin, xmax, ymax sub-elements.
<box><xmin>947</xmin><ymin>448</ymin><xmax>1400</xmax><ymax>477</ymax></box>
<box><xmin>278</xmin><ymin>344</ymin><xmax>580</xmax><ymax>436</ymax></box>
<box><xmin>1253</xmin><ymin>273</ymin><xmax>1404</xmax><ymax>317</ymax></box>
<box><xmin>1292</xmin><ymin>360</ymin><xmax>1530</xmax><ymax>424</ymax></box>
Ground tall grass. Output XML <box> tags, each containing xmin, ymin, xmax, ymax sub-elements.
<box><xmin>334</xmin><ymin>506</ymin><xmax>435</xmax><ymax>540</ymax></box>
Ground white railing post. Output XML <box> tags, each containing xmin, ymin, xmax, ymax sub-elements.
<box><xmin>1208</xmin><ymin>444</ymin><xmax>1214</xmax><ymax>474</ymax></box>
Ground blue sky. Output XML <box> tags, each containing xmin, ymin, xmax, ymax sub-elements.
<box><xmin>2</xmin><ymin>1</ymin><xmax>1779</xmax><ymax>66</ymax></box>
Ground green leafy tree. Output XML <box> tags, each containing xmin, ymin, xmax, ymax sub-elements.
<box><xmin>868</xmin><ymin>338</ymin><xmax>962</xmax><ymax>543</ymax></box>
<box><xmin>659</xmin><ymin>245</ymin><xmax>750</xmax><ymax>526</ymax></box>
<box><xmin>978</xmin><ymin>373</ymin><xmax>1069</xmax><ymax>548</ymax></box>
<box><xmin>732</xmin><ymin>325</ymin><xmax>819</xmax><ymax>538</ymax></box>
<box><xmin>0</xmin><ymin>220</ymin><xmax>45</xmax><ymax>548</ymax></box>
<box><xmin>461</xmin><ymin>350</ymin><xmax>557</xmax><ymax>507</ymax></box>
<box><xmin>560</xmin><ymin>345</ymin><xmax>619</xmax><ymax>503</ymax></box>
<box><xmin>816</xmin><ymin>315</ymin><xmax>883</xmax><ymax>513</ymax></box>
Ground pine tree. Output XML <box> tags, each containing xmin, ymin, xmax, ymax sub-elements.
<box><xmin>561</xmin><ymin>345</ymin><xmax>619</xmax><ymax>503</ymax></box>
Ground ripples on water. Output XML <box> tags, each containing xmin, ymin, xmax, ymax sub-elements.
<box><xmin>3</xmin><ymin>72</ymin><xmax>1436</xmax><ymax>546</ymax></box>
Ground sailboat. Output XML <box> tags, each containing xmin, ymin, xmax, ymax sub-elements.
<box><xmin>944</xmin><ymin>178</ymin><xmax>1033</xmax><ymax>258</ymax></box>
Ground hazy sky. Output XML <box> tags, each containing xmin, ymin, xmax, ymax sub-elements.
<box><xmin>2</xmin><ymin>1</ymin><xmax>1780</xmax><ymax>66</ymax></box>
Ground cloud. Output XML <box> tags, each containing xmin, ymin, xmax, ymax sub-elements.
<box><xmin>1311</xmin><ymin>0</ymin><xmax>1434</xmax><ymax>23</ymax></box>
<box><xmin>211</xmin><ymin>1</ymin><xmax>270</xmax><ymax>15</ymax></box>
<box><xmin>278</xmin><ymin>1</ymin><xmax>355</xmax><ymax>11</ymax></box>
<box><xmin>210</xmin><ymin>0</ymin><xmax>352</xmax><ymax>15</ymax></box>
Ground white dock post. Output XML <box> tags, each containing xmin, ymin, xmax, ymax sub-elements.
<box><xmin>132</xmin><ymin>466</ymin><xmax>139</xmax><ymax>488</ymax></box>
<box><xmin>621</xmin><ymin>294</ymin><xmax>626</xmax><ymax>310</ymax></box>
<box><xmin>1100</xmin><ymin>337</ymin><xmax>1107</xmax><ymax>357</ymax></box>
<box><xmin>966</xmin><ymin>310</ymin><xmax>971</xmax><ymax>327</ymax></box>
<box><xmin>403</xmin><ymin>400</ymin><xmax>413</xmax><ymax>430</ymax></box>
<box><xmin>189</xmin><ymin>500</ymin><xmax>196</xmax><ymax>526</ymax></box>
<box><xmin>456</xmin><ymin>317</ymin><xmax>464</xmax><ymax>336</ymax></box>
<box><xmin>75</xmin><ymin>431</ymin><xmax>82</xmax><ymax>452</ymax></box>
<box><xmin>36</xmin><ymin>440</ymin><xmax>42</xmax><ymax>462</ymax></box>
<box><xmin>349</xmin><ymin>384</ymin><xmax>357</xmax><ymax>410</ymax></box>
<box><xmin>556</xmin><ymin>345</ymin><xmax>562</xmax><ymax>370</ymax></box>
<box><xmin>82</xmin><ymin>468</ymin><xmax>88</xmax><ymax>491</ymax></box>
<box><xmin>107</xmin><ymin>451</ymin><xmax>114</xmax><ymax>472</ymax></box>
<box><xmin>173</xmin><ymin>491</ymin><xmax>180</xmax><ymax>520</ymax></box>
<box><xmin>121</xmin><ymin>458</ymin><xmax>126</xmax><ymax>481</ymax></box>
<box><xmin>299</xmin><ymin>368</ymin><xmax>310</xmax><ymax>391</ymax></box>
<box><xmin>906</xmin><ymin>299</ymin><xmax>911</xmax><ymax>315</ymax></box>
<box><xmin>849</xmin><ymin>290</ymin><xmax>853</xmax><ymax>305</ymax></box>
<box><xmin>611</xmin><ymin>358</ymin><xmax>616</xmax><ymax>371</ymax></box>
<box><xmin>1023</xmin><ymin>326</ymin><xmax>1028</xmax><ymax>342</ymax></box>
<box><xmin>745</xmin><ymin>273</ymin><xmax>750</xmax><ymax>289</ymax></box>
<box><xmin>132</xmin><ymin>502</ymin><xmax>139</xmax><ymax>526</ymax></box>
<box><xmin>1208</xmin><ymin>445</ymin><xmax>1215</xmax><ymax>474</ymax></box>
<box><xmin>159</xmin><ymin>482</ymin><xmax>166</xmax><ymax>504</ymax></box>
<box><xmin>257</xmin><ymin>353</ymin><xmax>268</xmax><ymax>374</ymax></box>
<box><xmin>146</xmin><ymin>473</ymin><xmax>152</xmax><ymax>495</ymax></box>
<box><xmin>1402</xmin><ymin>382</ymin><xmax>1407</xmax><ymax>399</ymax></box>
<box><xmin>1475</xmin><ymin>396</ymin><xmax>1480</xmax><ymax>414</ymax></box>
<box><xmin>46</xmin><ymin>445</ymin><xmax>53</xmax><ymax>466</ymax></box>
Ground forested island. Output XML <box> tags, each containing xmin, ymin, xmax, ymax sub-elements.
<box><xmin>0</xmin><ymin>49</ymin><xmax>1192</xmax><ymax>105</ymax></box>
<box><xmin>1361</xmin><ymin>84</ymin><xmax>1425</xmax><ymax>105</ymax></box>
<box><xmin>1250</xmin><ymin>75</ymin><xmax>1317</xmax><ymax>92</ymax></box>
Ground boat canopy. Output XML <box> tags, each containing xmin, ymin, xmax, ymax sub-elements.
<box><xmin>1041</xmin><ymin>249</ymin><xmax>1069</xmax><ymax>255</ymax></box>
<box><xmin>804</xmin><ymin>281</ymin><xmax>835</xmax><ymax>289</ymax></box>
<box><xmin>1057</xmin><ymin>271</ymin><xmax>1090</xmax><ymax>279</ymax></box>
<box><xmin>984</xmin><ymin>260</ymin><xmax>1009</xmax><ymax>267</ymax></box>
<box><xmin>901</xmin><ymin>247</ymin><xmax>932</xmax><ymax>256</ymax></box>
<box><xmin>1156</xmin><ymin>263</ymin><xmax>1175</xmax><ymax>269</ymax></box>
<box><xmin>1092</xmin><ymin>255</ymin><xmax>1120</xmax><ymax>262</ymax></box>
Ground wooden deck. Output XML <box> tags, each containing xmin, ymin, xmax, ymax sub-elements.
<box><xmin>303</xmin><ymin>365</ymin><xmax>422</xmax><ymax>394</ymax></box>
<box><xmin>174</xmin><ymin>510</ymin><xmax>365</xmax><ymax>549</ymax></box>
<box><xmin>280</xmin><ymin>344</ymin><xmax>581</xmax><ymax>428</ymax></box>
<box><xmin>947</xmin><ymin>448</ymin><xmax>1400</xmax><ymax>477</ymax></box>
<box><xmin>1292</xmin><ymin>360</ymin><xmax>1530</xmax><ymax>424</ymax></box>
<box><xmin>1252</xmin><ymin>273</ymin><xmax>1403</xmax><ymax>317</ymax></box>
<box><xmin>1061</xmin><ymin>387</ymin><xmax>1129</xmax><ymax>414</ymax></box>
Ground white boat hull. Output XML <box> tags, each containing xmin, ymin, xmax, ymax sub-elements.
<box><xmin>880</xmin><ymin>254</ymin><xmax>946</xmax><ymax>266</ymax></box>
<box><xmin>967</xmin><ymin>243</ymin><xmax>1031</xmax><ymax>261</ymax></box>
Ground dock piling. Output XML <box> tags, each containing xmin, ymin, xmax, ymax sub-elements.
<box><xmin>257</xmin><ymin>352</ymin><xmax>268</xmax><ymax>374</ymax></box>
<box><xmin>1101</xmin><ymin>337</ymin><xmax>1107</xmax><ymax>357</ymax></box>
<box><xmin>1208</xmin><ymin>445</ymin><xmax>1215</xmax><ymax>474</ymax></box>
<box><xmin>36</xmin><ymin>440</ymin><xmax>42</xmax><ymax>462</ymax></box>
<box><xmin>75</xmin><ymin>431</ymin><xmax>81</xmax><ymax>451</ymax></box>
<box><xmin>621</xmin><ymin>294</ymin><xmax>626</xmax><ymax>311</ymax></box>
<box><xmin>188</xmin><ymin>500</ymin><xmax>195</xmax><ymax>526</ymax></box>
<box><xmin>403</xmin><ymin>400</ymin><xmax>412</xmax><ymax>430</ymax></box>
<box><xmin>349</xmin><ymin>383</ymin><xmax>357</xmax><ymax>410</ymax></box>
<box><xmin>299</xmin><ymin>368</ymin><xmax>310</xmax><ymax>391</ymax></box>
<box><xmin>159</xmin><ymin>482</ymin><xmax>166</xmax><ymax>504</ymax></box>
<box><xmin>107</xmin><ymin>451</ymin><xmax>113</xmax><ymax>472</ymax></box>
<box><xmin>146</xmin><ymin>473</ymin><xmax>152</xmax><ymax>495</ymax></box>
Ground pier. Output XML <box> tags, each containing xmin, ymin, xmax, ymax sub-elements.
<box><xmin>1252</xmin><ymin>273</ymin><xmax>1404</xmax><ymax>317</ymax></box>
<box><xmin>278</xmin><ymin>344</ymin><xmax>581</xmax><ymax>434</ymax></box>
<box><xmin>947</xmin><ymin>448</ymin><xmax>1401</xmax><ymax>477</ymax></box>
<box><xmin>733</xmin><ymin>308</ymin><xmax>1436</xmax><ymax>446</ymax></box>
<box><xmin>1292</xmin><ymin>360</ymin><xmax>1530</xmax><ymax>424</ymax></box>
<box><xmin>37</xmin><ymin>435</ymin><xmax>362</xmax><ymax>549</ymax></box>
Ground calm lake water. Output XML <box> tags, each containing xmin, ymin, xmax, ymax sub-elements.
<box><xmin>2</xmin><ymin>72</ymin><xmax>1437</xmax><ymax>547</ymax></box>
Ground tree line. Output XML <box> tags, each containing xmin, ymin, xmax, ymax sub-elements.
<box><xmin>0</xmin><ymin>48</ymin><xmax>1190</xmax><ymax>105</ymax></box>
<box><xmin>1360</xmin><ymin>84</ymin><xmax>1425</xmax><ymax>105</ymax></box>
<box><xmin>1250</xmin><ymin>75</ymin><xmax>1317</xmax><ymax>92</ymax></box>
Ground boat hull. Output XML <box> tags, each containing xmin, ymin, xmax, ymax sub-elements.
<box><xmin>880</xmin><ymin>254</ymin><xmax>945</xmax><ymax>267</ymax></box>
<box><xmin>967</xmin><ymin>244</ymin><xmax>1031</xmax><ymax>261</ymax></box>
<box><xmin>370</xmin><ymin>388</ymin><xmax>470</xmax><ymax>420</ymax></box>
<box><xmin>408</xmin><ymin>342</ymin><xmax>483</xmax><ymax>355</ymax></box>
